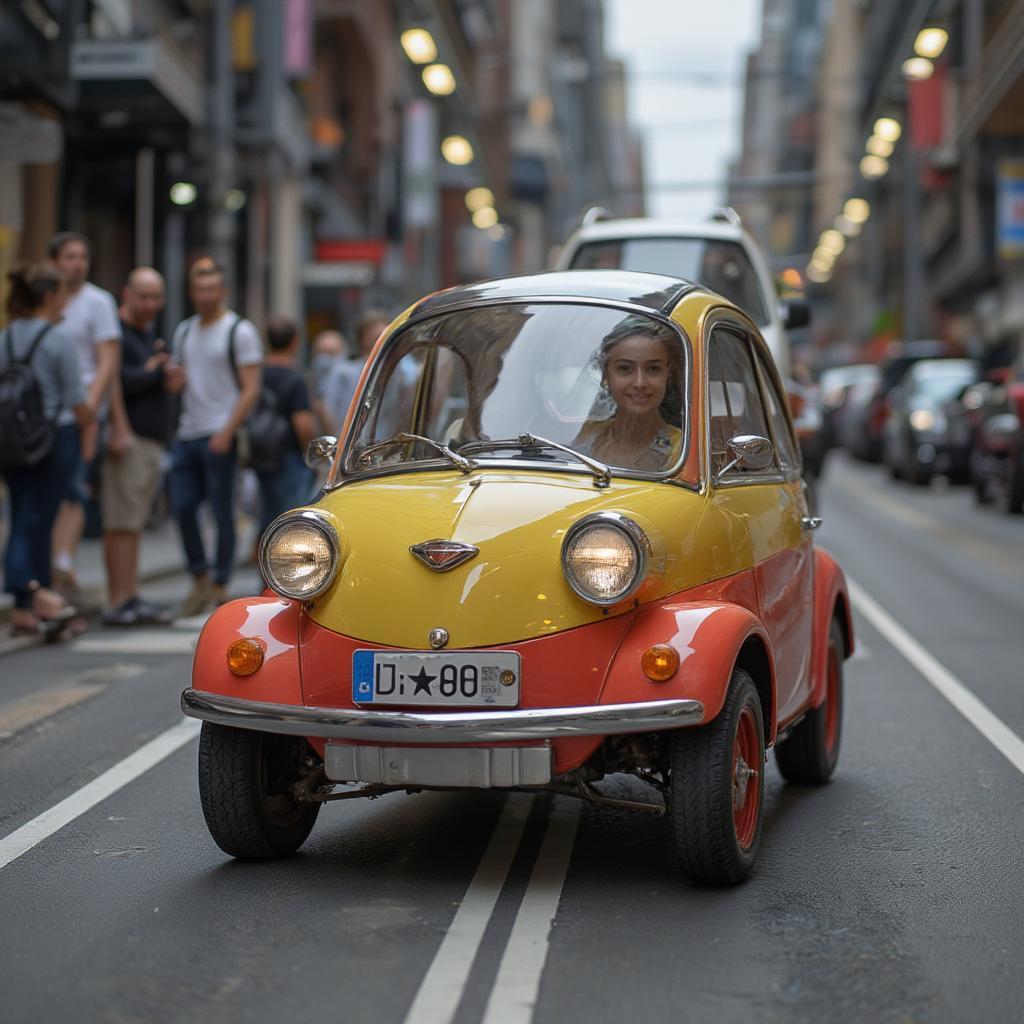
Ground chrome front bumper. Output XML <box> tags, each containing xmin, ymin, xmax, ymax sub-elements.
<box><xmin>180</xmin><ymin>689</ymin><xmax>704</xmax><ymax>743</ymax></box>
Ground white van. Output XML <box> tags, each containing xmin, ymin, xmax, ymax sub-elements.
<box><xmin>554</xmin><ymin>210</ymin><xmax>805</xmax><ymax>378</ymax></box>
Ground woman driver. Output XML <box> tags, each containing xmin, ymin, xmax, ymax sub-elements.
<box><xmin>573</xmin><ymin>316</ymin><xmax>683</xmax><ymax>472</ymax></box>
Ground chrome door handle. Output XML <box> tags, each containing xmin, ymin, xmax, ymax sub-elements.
<box><xmin>801</xmin><ymin>515</ymin><xmax>822</xmax><ymax>531</ymax></box>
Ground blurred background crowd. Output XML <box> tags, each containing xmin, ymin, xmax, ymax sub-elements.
<box><xmin>0</xmin><ymin>0</ymin><xmax>1022</xmax><ymax>632</ymax></box>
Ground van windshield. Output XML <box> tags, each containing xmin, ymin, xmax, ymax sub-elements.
<box><xmin>569</xmin><ymin>238</ymin><xmax>770</xmax><ymax>326</ymax></box>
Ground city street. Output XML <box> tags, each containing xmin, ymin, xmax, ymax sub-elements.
<box><xmin>1</xmin><ymin>455</ymin><xmax>1021</xmax><ymax>1024</ymax></box>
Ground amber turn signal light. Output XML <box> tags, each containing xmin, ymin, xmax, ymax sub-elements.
<box><xmin>642</xmin><ymin>644</ymin><xmax>679</xmax><ymax>682</ymax></box>
<box><xmin>226</xmin><ymin>637</ymin><xmax>265</xmax><ymax>676</ymax></box>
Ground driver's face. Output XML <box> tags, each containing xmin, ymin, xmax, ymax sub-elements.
<box><xmin>605</xmin><ymin>335</ymin><xmax>670</xmax><ymax>417</ymax></box>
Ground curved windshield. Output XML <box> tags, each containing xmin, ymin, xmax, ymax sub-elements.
<box><xmin>569</xmin><ymin>238</ymin><xmax>769</xmax><ymax>326</ymax></box>
<box><xmin>343</xmin><ymin>303</ymin><xmax>688</xmax><ymax>479</ymax></box>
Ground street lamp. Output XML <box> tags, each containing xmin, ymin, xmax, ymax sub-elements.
<box><xmin>441</xmin><ymin>135</ymin><xmax>474</xmax><ymax>165</ymax></box>
<box><xmin>902</xmin><ymin>57</ymin><xmax>934</xmax><ymax>80</ymax></box>
<box><xmin>169</xmin><ymin>181</ymin><xmax>198</xmax><ymax>206</ymax></box>
<box><xmin>472</xmin><ymin>206</ymin><xmax>498</xmax><ymax>229</ymax></box>
<box><xmin>914</xmin><ymin>27</ymin><xmax>948</xmax><ymax>60</ymax></box>
<box><xmin>844</xmin><ymin>198</ymin><xmax>870</xmax><ymax>223</ymax></box>
<box><xmin>866</xmin><ymin>135</ymin><xmax>894</xmax><ymax>158</ymax></box>
<box><xmin>465</xmin><ymin>187</ymin><xmax>494</xmax><ymax>212</ymax></box>
<box><xmin>422</xmin><ymin>63</ymin><xmax>456</xmax><ymax>96</ymax></box>
<box><xmin>860</xmin><ymin>155</ymin><xmax>889</xmax><ymax>179</ymax></box>
<box><xmin>873</xmin><ymin>117</ymin><xmax>902</xmax><ymax>142</ymax></box>
<box><xmin>401</xmin><ymin>28</ymin><xmax>437</xmax><ymax>64</ymax></box>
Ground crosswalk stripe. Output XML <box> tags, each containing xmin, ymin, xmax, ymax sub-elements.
<box><xmin>0</xmin><ymin>684</ymin><xmax>105</xmax><ymax>740</ymax></box>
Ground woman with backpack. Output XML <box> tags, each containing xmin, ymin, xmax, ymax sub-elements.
<box><xmin>0</xmin><ymin>261</ymin><xmax>92</xmax><ymax>633</ymax></box>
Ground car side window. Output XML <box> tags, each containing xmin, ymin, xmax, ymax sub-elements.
<box><xmin>752</xmin><ymin>347</ymin><xmax>801</xmax><ymax>470</ymax></box>
<box><xmin>707</xmin><ymin>327</ymin><xmax>773</xmax><ymax>475</ymax></box>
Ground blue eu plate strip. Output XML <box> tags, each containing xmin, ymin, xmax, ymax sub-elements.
<box><xmin>352</xmin><ymin>650</ymin><xmax>375</xmax><ymax>702</ymax></box>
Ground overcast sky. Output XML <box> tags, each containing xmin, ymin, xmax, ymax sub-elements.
<box><xmin>605</xmin><ymin>0</ymin><xmax>762</xmax><ymax>220</ymax></box>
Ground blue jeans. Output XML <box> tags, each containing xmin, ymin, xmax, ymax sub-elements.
<box><xmin>169</xmin><ymin>437</ymin><xmax>237</xmax><ymax>585</ymax></box>
<box><xmin>3</xmin><ymin>425</ymin><xmax>79</xmax><ymax>608</ymax></box>
<box><xmin>256</xmin><ymin>450</ymin><xmax>314</xmax><ymax>535</ymax></box>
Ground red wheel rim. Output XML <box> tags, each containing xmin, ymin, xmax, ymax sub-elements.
<box><xmin>824</xmin><ymin>642</ymin><xmax>840</xmax><ymax>756</ymax></box>
<box><xmin>732</xmin><ymin>705</ymin><xmax>761</xmax><ymax>850</ymax></box>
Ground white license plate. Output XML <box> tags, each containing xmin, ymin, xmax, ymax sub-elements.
<box><xmin>352</xmin><ymin>650</ymin><xmax>520</xmax><ymax>707</ymax></box>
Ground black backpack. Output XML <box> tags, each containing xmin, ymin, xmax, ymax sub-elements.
<box><xmin>245</xmin><ymin>383</ymin><xmax>293</xmax><ymax>475</ymax></box>
<box><xmin>0</xmin><ymin>323</ymin><xmax>56</xmax><ymax>470</ymax></box>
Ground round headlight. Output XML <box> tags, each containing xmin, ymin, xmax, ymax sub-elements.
<box><xmin>562</xmin><ymin>515</ymin><xmax>646</xmax><ymax>605</ymax></box>
<box><xmin>259</xmin><ymin>513</ymin><xmax>339</xmax><ymax>599</ymax></box>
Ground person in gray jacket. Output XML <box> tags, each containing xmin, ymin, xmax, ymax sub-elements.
<box><xmin>0</xmin><ymin>261</ymin><xmax>92</xmax><ymax>633</ymax></box>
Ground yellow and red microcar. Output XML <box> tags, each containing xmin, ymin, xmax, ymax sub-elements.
<box><xmin>182</xmin><ymin>271</ymin><xmax>852</xmax><ymax>884</ymax></box>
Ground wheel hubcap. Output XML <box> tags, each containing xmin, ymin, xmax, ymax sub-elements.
<box><xmin>732</xmin><ymin>706</ymin><xmax>761</xmax><ymax>850</ymax></box>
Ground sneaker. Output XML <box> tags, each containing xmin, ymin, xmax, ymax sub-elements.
<box><xmin>208</xmin><ymin>583</ymin><xmax>230</xmax><ymax>607</ymax></box>
<box><xmin>130</xmin><ymin>597</ymin><xmax>175</xmax><ymax>625</ymax></box>
<box><xmin>103</xmin><ymin>599</ymin><xmax>141</xmax><ymax>626</ymax></box>
<box><xmin>178</xmin><ymin>577</ymin><xmax>212</xmax><ymax>618</ymax></box>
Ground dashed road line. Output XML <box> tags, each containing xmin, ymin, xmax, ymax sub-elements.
<box><xmin>401</xmin><ymin>794</ymin><xmax>534</xmax><ymax>1024</ymax></box>
<box><xmin>482</xmin><ymin>798</ymin><xmax>581</xmax><ymax>1024</ymax></box>
<box><xmin>849</xmin><ymin>577</ymin><xmax>1024</xmax><ymax>777</ymax></box>
<box><xmin>0</xmin><ymin>684</ymin><xmax>105</xmax><ymax>740</ymax></box>
<box><xmin>70</xmin><ymin>631</ymin><xmax>199</xmax><ymax>655</ymax></box>
<box><xmin>0</xmin><ymin>718</ymin><xmax>200</xmax><ymax>870</ymax></box>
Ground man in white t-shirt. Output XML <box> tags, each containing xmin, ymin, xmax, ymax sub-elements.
<box><xmin>48</xmin><ymin>231</ymin><xmax>127</xmax><ymax>595</ymax></box>
<box><xmin>169</xmin><ymin>259</ymin><xmax>262</xmax><ymax>614</ymax></box>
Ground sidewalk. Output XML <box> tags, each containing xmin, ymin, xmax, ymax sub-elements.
<box><xmin>0</xmin><ymin>515</ymin><xmax>259</xmax><ymax>639</ymax></box>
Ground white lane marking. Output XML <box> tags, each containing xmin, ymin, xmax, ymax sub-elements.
<box><xmin>71</xmin><ymin>631</ymin><xmax>198</xmax><ymax>655</ymax></box>
<box><xmin>0</xmin><ymin>718</ymin><xmax>200</xmax><ymax>870</ymax></box>
<box><xmin>402</xmin><ymin>793</ymin><xmax>534</xmax><ymax>1024</ymax></box>
<box><xmin>482</xmin><ymin>798</ymin><xmax>581</xmax><ymax>1024</ymax></box>
<box><xmin>849</xmin><ymin>578</ymin><xmax>1024</xmax><ymax>777</ymax></box>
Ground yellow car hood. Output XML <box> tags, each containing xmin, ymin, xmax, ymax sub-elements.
<box><xmin>306</xmin><ymin>469</ymin><xmax>709</xmax><ymax>649</ymax></box>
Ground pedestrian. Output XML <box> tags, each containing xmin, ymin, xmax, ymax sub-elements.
<box><xmin>100</xmin><ymin>267</ymin><xmax>184</xmax><ymax>625</ymax></box>
<box><xmin>0</xmin><ymin>260</ymin><xmax>92</xmax><ymax>633</ymax></box>
<box><xmin>322</xmin><ymin>309</ymin><xmax>391</xmax><ymax>436</ymax></box>
<box><xmin>168</xmin><ymin>259</ymin><xmax>262</xmax><ymax>616</ymax></box>
<box><xmin>252</xmin><ymin>315</ymin><xmax>317</xmax><ymax>535</ymax></box>
<box><xmin>47</xmin><ymin>231</ymin><xmax>128</xmax><ymax>599</ymax></box>
<box><xmin>308</xmin><ymin>329</ymin><xmax>347</xmax><ymax>434</ymax></box>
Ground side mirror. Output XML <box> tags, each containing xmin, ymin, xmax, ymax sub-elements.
<box><xmin>715</xmin><ymin>434</ymin><xmax>774</xmax><ymax>482</ymax></box>
<box><xmin>305</xmin><ymin>435</ymin><xmax>338</xmax><ymax>469</ymax></box>
<box><xmin>780</xmin><ymin>299</ymin><xmax>810</xmax><ymax>330</ymax></box>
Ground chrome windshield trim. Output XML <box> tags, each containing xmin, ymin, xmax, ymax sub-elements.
<box><xmin>181</xmin><ymin>689</ymin><xmax>705</xmax><ymax>742</ymax></box>
<box><xmin>330</xmin><ymin>298</ymin><xmax>693</xmax><ymax>489</ymax></box>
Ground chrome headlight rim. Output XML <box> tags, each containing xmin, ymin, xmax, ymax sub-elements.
<box><xmin>561</xmin><ymin>512</ymin><xmax>649</xmax><ymax>607</ymax></box>
<box><xmin>258</xmin><ymin>509</ymin><xmax>340</xmax><ymax>601</ymax></box>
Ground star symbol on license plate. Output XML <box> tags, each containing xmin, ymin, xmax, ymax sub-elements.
<box><xmin>409</xmin><ymin>666</ymin><xmax>437</xmax><ymax>695</ymax></box>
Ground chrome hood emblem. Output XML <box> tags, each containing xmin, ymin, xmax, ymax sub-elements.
<box><xmin>410</xmin><ymin>540</ymin><xmax>479</xmax><ymax>572</ymax></box>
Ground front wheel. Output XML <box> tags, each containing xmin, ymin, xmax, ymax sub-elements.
<box><xmin>774</xmin><ymin>617</ymin><xmax>844</xmax><ymax>784</ymax></box>
<box><xmin>198</xmin><ymin>723</ymin><xmax>322</xmax><ymax>860</ymax></box>
<box><xmin>669</xmin><ymin>669</ymin><xmax>765</xmax><ymax>885</ymax></box>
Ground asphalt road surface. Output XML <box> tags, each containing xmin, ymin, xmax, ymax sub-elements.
<box><xmin>1</xmin><ymin>454</ymin><xmax>1022</xmax><ymax>1024</ymax></box>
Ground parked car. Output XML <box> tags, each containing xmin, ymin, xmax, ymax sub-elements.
<box><xmin>182</xmin><ymin>270</ymin><xmax>852</xmax><ymax>885</ymax></box>
<box><xmin>882</xmin><ymin>359</ymin><xmax>979</xmax><ymax>484</ymax></box>
<box><xmin>970</xmin><ymin>357</ymin><xmax>1024</xmax><ymax>513</ymax></box>
<box><xmin>788</xmin><ymin>377</ymin><xmax>827</xmax><ymax>511</ymax></box>
<box><xmin>847</xmin><ymin>341</ymin><xmax>953</xmax><ymax>461</ymax></box>
<box><xmin>819</xmin><ymin>363</ymin><xmax>879</xmax><ymax>450</ymax></box>
<box><xmin>553</xmin><ymin>208</ymin><xmax>805</xmax><ymax>378</ymax></box>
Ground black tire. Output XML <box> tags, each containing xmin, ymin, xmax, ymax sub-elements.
<box><xmin>669</xmin><ymin>670</ymin><xmax>765</xmax><ymax>885</ymax></box>
<box><xmin>774</xmin><ymin>617</ymin><xmax>844</xmax><ymax>784</ymax></box>
<box><xmin>198</xmin><ymin>723</ymin><xmax>321</xmax><ymax>860</ymax></box>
